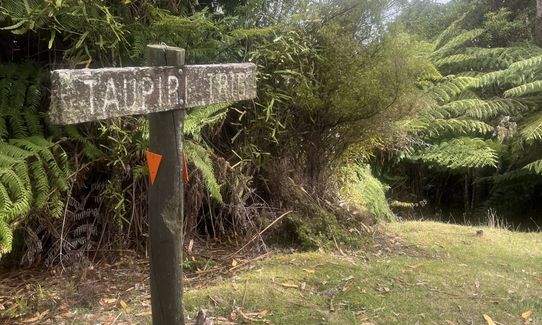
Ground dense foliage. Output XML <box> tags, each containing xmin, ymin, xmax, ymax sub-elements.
<box><xmin>0</xmin><ymin>0</ymin><xmax>540</xmax><ymax>263</ymax></box>
<box><xmin>392</xmin><ymin>0</ymin><xmax>542</xmax><ymax>224</ymax></box>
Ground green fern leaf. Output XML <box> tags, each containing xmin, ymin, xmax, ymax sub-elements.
<box><xmin>185</xmin><ymin>140</ymin><xmax>223</xmax><ymax>203</ymax></box>
<box><xmin>432</xmin><ymin>29</ymin><xmax>485</xmax><ymax>60</ymax></box>
<box><xmin>413</xmin><ymin>137</ymin><xmax>498</xmax><ymax>169</ymax></box>
<box><xmin>519</xmin><ymin>111</ymin><xmax>542</xmax><ymax>143</ymax></box>
<box><xmin>504</xmin><ymin>80</ymin><xmax>542</xmax><ymax>97</ymax></box>
<box><xmin>523</xmin><ymin>159</ymin><xmax>542</xmax><ymax>174</ymax></box>
<box><xmin>0</xmin><ymin>218</ymin><xmax>13</xmax><ymax>254</ymax></box>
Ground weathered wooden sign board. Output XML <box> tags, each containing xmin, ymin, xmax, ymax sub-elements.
<box><xmin>50</xmin><ymin>64</ymin><xmax>256</xmax><ymax>124</ymax></box>
<box><xmin>49</xmin><ymin>45</ymin><xmax>257</xmax><ymax>325</ymax></box>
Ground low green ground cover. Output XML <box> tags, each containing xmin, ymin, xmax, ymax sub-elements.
<box><xmin>184</xmin><ymin>221</ymin><xmax>541</xmax><ymax>324</ymax></box>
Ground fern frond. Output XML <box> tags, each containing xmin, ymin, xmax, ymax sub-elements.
<box><xmin>421</xmin><ymin>118</ymin><xmax>493</xmax><ymax>138</ymax></box>
<box><xmin>504</xmin><ymin>80</ymin><xmax>542</xmax><ymax>97</ymax></box>
<box><xmin>519</xmin><ymin>111</ymin><xmax>542</xmax><ymax>143</ymax></box>
<box><xmin>28</xmin><ymin>160</ymin><xmax>50</xmax><ymax>209</ymax></box>
<box><xmin>185</xmin><ymin>140</ymin><xmax>222</xmax><ymax>203</ymax></box>
<box><xmin>0</xmin><ymin>167</ymin><xmax>32</xmax><ymax>222</ymax></box>
<box><xmin>475</xmin><ymin>69</ymin><xmax>509</xmax><ymax>88</ymax></box>
<box><xmin>432</xmin><ymin>29</ymin><xmax>485</xmax><ymax>59</ymax></box>
<box><xmin>523</xmin><ymin>159</ymin><xmax>542</xmax><ymax>174</ymax></box>
<box><xmin>508</xmin><ymin>55</ymin><xmax>542</xmax><ymax>71</ymax></box>
<box><xmin>0</xmin><ymin>219</ymin><xmax>13</xmax><ymax>254</ymax></box>
<box><xmin>184</xmin><ymin>102</ymin><xmax>230</xmax><ymax>140</ymax></box>
<box><xmin>457</xmin><ymin>98</ymin><xmax>528</xmax><ymax>119</ymax></box>
<box><xmin>413</xmin><ymin>137</ymin><xmax>498</xmax><ymax>169</ymax></box>
<box><xmin>433</xmin><ymin>12</ymin><xmax>468</xmax><ymax>50</ymax></box>
<box><xmin>427</xmin><ymin>77</ymin><xmax>477</xmax><ymax>104</ymax></box>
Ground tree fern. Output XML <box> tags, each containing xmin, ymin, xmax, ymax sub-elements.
<box><xmin>413</xmin><ymin>137</ymin><xmax>498</xmax><ymax>169</ymax></box>
<box><xmin>404</xmin><ymin>17</ymin><xmax>542</xmax><ymax>216</ymax></box>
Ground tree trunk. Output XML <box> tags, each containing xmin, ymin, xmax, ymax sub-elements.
<box><xmin>535</xmin><ymin>0</ymin><xmax>542</xmax><ymax>46</ymax></box>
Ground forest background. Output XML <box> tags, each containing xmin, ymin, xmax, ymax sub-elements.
<box><xmin>0</xmin><ymin>0</ymin><xmax>540</xmax><ymax>268</ymax></box>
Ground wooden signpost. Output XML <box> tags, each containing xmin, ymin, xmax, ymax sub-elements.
<box><xmin>49</xmin><ymin>45</ymin><xmax>257</xmax><ymax>324</ymax></box>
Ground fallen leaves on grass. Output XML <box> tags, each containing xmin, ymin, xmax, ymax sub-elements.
<box><xmin>483</xmin><ymin>314</ymin><xmax>496</xmax><ymax>325</ymax></box>
<box><xmin>303</xmin><ymin>268</ymin><xmax>315</xmax><ymax>273</ymax></box>
<box><xmin>100</xmin><ymin>297</ymin><xmax>117</xmax><ymax>305</ymax></box>
<box><xmin>521</xmin><ymin>310</ymin><xmax>533</xmax><ymax>321</ymax></box>
<box><xmin>135</xmin><ymin>311</ymin><xmax>152</xmax><ymax>317</ymax></box>
<box><xmin>280</xmin><ymin>283</ymin><xmax>299</xmax><ymax>289</ymax></box>
<box><xmin>22</xmin><ymin>310</ymin><xmax>49</xmax><ymax>323</ymax></box>
<box><xmin>376</xmin><ymin>287</ymin><xmax>391</xmax><ymax>294</ymax></box>
<box><xmin>119</xmin><ymin>299</ymin><xmax>131</xmax><ymax>312</ymax></box>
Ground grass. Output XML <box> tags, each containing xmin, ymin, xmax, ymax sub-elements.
<box><xmin>1</xmin><ymin>221</ymin><xmax>540</xmax><ymax>324</ymax></box>
<box><xmin>183</xmin><ymin>221</ymin><xmax>542</xmax><ymax>324</ymax></box>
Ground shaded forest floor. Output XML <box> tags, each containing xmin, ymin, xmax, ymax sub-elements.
<box><xmin>1</xmin><ymin>221</ymin><xmax>541</xmax><ymax>324</ymax></box>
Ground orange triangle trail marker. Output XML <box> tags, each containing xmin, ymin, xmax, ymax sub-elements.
<box><xmin>146</xmin><ymin>150</ymin><xmax>163</xmax><ymax>185</ymax></box>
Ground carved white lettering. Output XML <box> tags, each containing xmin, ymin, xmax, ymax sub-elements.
<box><xmin>123</xmin><ymin>77</ymin><xmax>138</xmax><ymax>111</ymax></box>
<box><xmin>141</xmin><ymin>77</ymin><xmax>155</xmax><ymax>110</ymax></box>
<box><xmin>237</xmin><ymin>73</ymin><xmax>246</xmax><ymax>97</ymax></box>
<box><xmin>102</xmin><ymin>78</ymin><xmax>119</xmax><ymax>113</ymax></box>
<box><xmin>158</xmin><ymin>76</ymin><xmax>163</xmax><ymax>107</ymax></box>
<box><xmin>168</xmin><ymin>75</ymin><xmax>179</xmax><ymax>106</ymax></box>
<box><xmin>83</xmin><ymin>79</ymin><xmax>97</xmax><ymax>114</ymax></box>
<box><xmin>219</xmin><ymin>73</ymin><xmax>228</xmax><ymax>100</ymax></box>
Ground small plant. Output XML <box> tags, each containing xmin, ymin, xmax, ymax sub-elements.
<box><xmin>486</xmin><ymin>208</ymin><xmax>509</xmax><ymax>229</ymax></box>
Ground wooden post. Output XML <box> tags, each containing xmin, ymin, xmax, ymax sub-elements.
<box><xmin>49</xmin><ymin>43</ymin><xmax>257</xmax><ymax>324</ymax></box>
<box><xmin>146</xmin><ymin>44</ymin><xmax>186</xmax><ymax>325</ymax></box>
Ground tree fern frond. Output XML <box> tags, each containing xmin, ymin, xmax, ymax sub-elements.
<box><xmin>464</xmin><ymin>98</ymin><xmax>527</xmax><ymax>119</ymax></box>
<box><xmin>421</xmin><ymin>118</ymin><xmax>493</xmax><ymax>138</ymax></box>
<box><xmin>438</xmin><ymin>99</ymin><xmax>486</xmax><ymax>116</ymax></box>
<box><xmin>519</xmin><ymin>111</ymin><xmax>542</xmax><ymax>143</ymax></box>
<box><xmin>413</xmin><ymin>137</ymin><xmax>498</xmax><ymax>169</ymax></box>
<box><xmin>504</xmin><ymin>80</ymin><xmax>542</xmax><ymax>97</ymax></box>
<box><xmin>0</xmin><ymin>219</ymin><xmax>13</xmax><ymax>254</ymax></box>
<box><xmin>184</xmin><ymin>140</ymin><xmax>223</xmax><ymax>203</ymax></box>
<box><xmin>432</xmin><ymin>29</ymin><xmax>485</xmax><ymax>59</ymax></box>
<box><xmin>508</xmin><ymin>55</ymin><xmax>542</xmax><ymax>71</ymax></box>
<box><xmin>433</xmin><ymin>12</ymin><xmax>468</xmax><ymax>50</ymax></box>
<box><xmin>523</xmin><ymin>159</ymin><xmax>542</xmax><ymax>174</ymax></box>
<box><xmin>427</xmin><ymin>77</ymin><xmax>477</xmax><ymax>104</ymax></box>
<box><xmin>184</xmin><ymin>102</ymin><xmax>230</xmax><ymax>140</ymax></box>
<box><xmin>0</xmin><ymin>167</ymin><xmax>32</xmax><ymax>222</ymax></box>
<box><xmin>28</xmin><ymin>160</ymin><xmax>50</xmax><ymax>209</ymax></box>
<box><xmin>475</xmin><ymin>69</ymin><xmax>508</xmax><ymax>88</ymax></box>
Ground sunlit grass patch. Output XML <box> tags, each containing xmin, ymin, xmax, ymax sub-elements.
<box><xmin>184</xmin><ymin>221</ymin><xmax>542</xmax><ymax>324</ymax></box>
